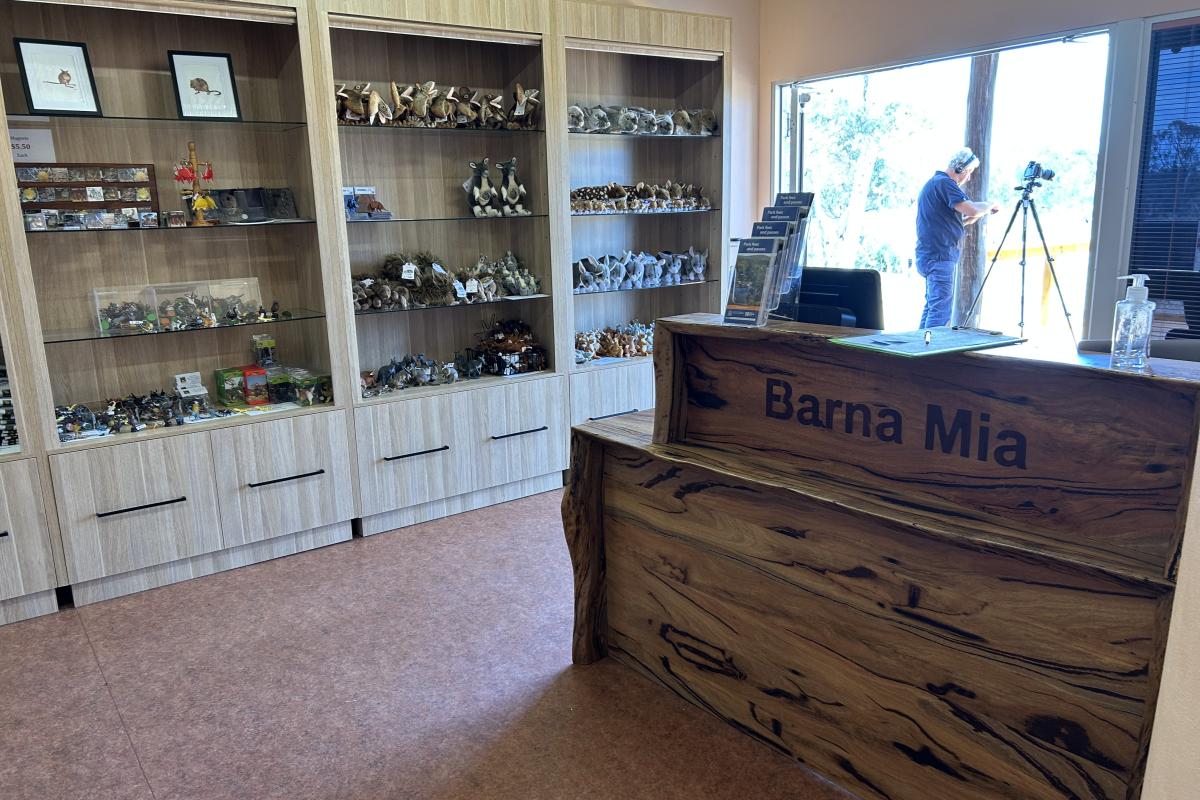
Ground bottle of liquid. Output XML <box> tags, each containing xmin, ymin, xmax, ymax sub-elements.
<box><xmin>1111</xmin><ymin>274</ymin><xmax>1155</xmax><ymax>372</ymax></box>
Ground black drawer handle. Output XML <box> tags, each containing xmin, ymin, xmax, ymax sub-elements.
<box><xmin>248</xmin><ymin>468</ymin><xmax>325</xmax><ymax>489</ymax></box>
<box><xmin>97</xmin><ymin>496</ymin><xmax>187</xmax><ymax>519</ymax></box>
<box><xmin>589</xmin><ymin>408</ymin><xmax>639</xmax><ymax>421</ymax></box>
<box><xmin>491</xmin><ymin>425</ymin><xmax>548</xmax><ymax>441</ymax></box>
<box><xmin>0</xmin><ymin>530</ymin><xmax>8</xmax><ymax>539</ymax></box>
<box><xmin>384</xmin><ymin>445</ymin><xmax>449</xmax><ymax>462</ymax></box>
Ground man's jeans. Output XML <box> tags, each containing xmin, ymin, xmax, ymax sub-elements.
<box><xmin>917</xmin><ymin>259</ymin><xmax>955</xmax><ymax>328</ymax></box>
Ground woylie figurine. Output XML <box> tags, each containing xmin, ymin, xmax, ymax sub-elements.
<box><xmin>463</xmin><ymin>158</ymin><xmax>500</xmax><ymax>218</ymax></box>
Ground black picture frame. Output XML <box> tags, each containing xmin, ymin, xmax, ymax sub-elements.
<box><xmin>13</xmin><ymin>38</ymin><xmax>102</xmax><ymax>117</ymax></box>
<box><xmin>167</xmin><ymin>50</ymin><xmax>242</xmax><ymax>122</ymax></box>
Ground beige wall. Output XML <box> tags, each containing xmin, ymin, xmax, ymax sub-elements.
<box><xmin>600</xmin><ymin>0</ymin><xmax>762</xmax><ymax>236</ymax></box>
<box><xmin>757</xmin><ymin>0</ymin><xmax>1200</xmax><ymax>209</ymax></box>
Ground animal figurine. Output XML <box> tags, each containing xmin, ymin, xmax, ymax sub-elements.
<box><xmin>684</xmin><ymin>247</ymin><xmax>708</xmax><ymax>282</ymax></box>
<box><xmin>654</xmin><ymin>111</ymin><xmax>674</xmax><ymax>135</ymax></box>
<box><xmin>691</xmin><ymin>108</ymin><xmax>718</xmax><ymax>135</ymax></box>
<box><xmin>567</xmin><ymin>105</ymin><xmax>586</xmax><ymax>132</ymax></box>
<box><xmin>479</xmin><ymin>94</ymin><xmax>506</xmax><ymax>129</ymax></box>
<box><xmin>411</xmin><ymin>81</ymin><xmax>437</xmax><ymax>124</ymax></box>
<box><xmin>508</xmin><ymin>84</ymin><xmax>541</xmax><ymax>128</ymax></box>
<box><xmin>463</xmin><ymin>158</ymin><xmax>500</xmax><ymax>218</ymax></box>
<box><xmin>496</xmin><ymin>157</ymin><xmax>531</xmax><ymax>216</ymax></box>
<box><xmin>584</xmin><ymin>105</ymin><xmax>611</xmax><ymax>133</ymax></box>
<box><xmin>429</xmin><ymin>86</ymin><xmax>456</xmax><ymax>126</ymax></box>
<box><xmin>671</xmin><ymin>108</ymin><xmax>694</xmax><ymax>135</ymax></box>
<box><xmin>455</xmin><ymin>88</ymin><xmax>481</xmax><ymax>127</ymax></box>
<box><xmin>613</xmin><ymin>107</ymin><xmax>638</xmax><ymax>134</ymax></box>
<box><xmin>336</xmin><ymin>83</ymin><xmax>368</xmax><ymax>123</ymax></box>
<box><xmin>455</xmin><ymin>350</ymin><xmax>485</xmax><ymax>380</ymax></box>
<box><xmin>634</xmin><ymin>107</ymin><xmax>657</xmax><ymax>135</ymax></box>
<box><xmin>366</xmin><ymin>87</ymin><xmax>392</xmax><ymax>125</ymax></box>
<box><xmin>390</xmin><ymin>82</ymin><xmax>409</xmax><ymax>124</ymax></box>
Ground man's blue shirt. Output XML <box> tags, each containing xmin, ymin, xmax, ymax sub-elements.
<box><xmin>915</xmin><ymin>171</ymin><xmax>969</xmax><ymax>263</ymax></box>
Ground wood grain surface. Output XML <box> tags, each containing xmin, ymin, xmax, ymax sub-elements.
<box><xmin>564</xmin><ymin>419</ymin><xmax>1171</xmax><ymax>800</ymax></box>
<box><xmin>656</xmin><ymin>317</ymin><xmax>1200</xmax><ymax>579</ymax></box>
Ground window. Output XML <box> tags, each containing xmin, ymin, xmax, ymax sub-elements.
<box><xmin>1130</xmin><ymin>20</ymin><xmax>1200</xmax><ymax>338</ymax></box>
<box><xmin>775</xmin><ymin>34</ymin><xmax>1110</xmax><ymax>337</ymax></box>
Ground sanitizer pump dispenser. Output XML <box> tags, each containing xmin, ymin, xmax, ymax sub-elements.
<box><xmin>1111</xmin><ymin>274</ymin><xmax>1155</xmax><ymax>372</ymax></box>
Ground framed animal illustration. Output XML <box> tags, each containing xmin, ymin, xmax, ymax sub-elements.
<box><xmin>13</xmin><ymin>38</ymin><xmax>101</xmax><ymax>116</ymax></box>
<box><xmin>168</xmin><ymin>51</ymin><xmax>241</xmax><ymax>121</ymax></box>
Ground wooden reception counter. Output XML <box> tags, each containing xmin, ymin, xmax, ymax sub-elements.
<box><xmin>563</xmin><ymin>313</ymin><xmax>1200</xmax><ymax>800</ymax></box>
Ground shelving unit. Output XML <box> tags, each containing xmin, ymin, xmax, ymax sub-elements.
<box><xmin>0</xmin><ymin>0</ymin><xmax>729</xmax><ymax>617</ymax></box>
<box><xmin>562</xmin><ymin>23</ymin><xmax>730</xmax><ymax>425</ymax></box>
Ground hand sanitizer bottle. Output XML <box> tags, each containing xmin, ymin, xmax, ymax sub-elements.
<box><xmin>1111</xmin><ymin>274</ymin><xmax>1155</xmax><ymax>372</ymax></box>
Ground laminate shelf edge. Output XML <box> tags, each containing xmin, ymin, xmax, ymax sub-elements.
<box><xmin>356</xmin><ymin>370</ymin><xmax>559</xmax><ymax>406</ymax></box>
<box><xmin>573</xmin><ymin>280</ymin><xmax>717</xmax><ymax>298</ymax></box>
<box><xmin>567</xmin><ymin>132</ymin><xmax>720</xmax><ymax>140</ymax></box>
<box><xmin>355</xmin><ymin>294</ymin><xmax>550</xmax><ymax>318</ymax></box>
<box><xmin>7</xmin><ymin>114</ymin><xmax>307</xmax><ymax>131</ymax></box>
<box><xmin>572</xmin><ymin>357</ymin><xmax>652</xmax><ymax>373</ymax></box>
<box><xmin>347</xmin><ymin>214</ymin><xmax>549</xmax><ymax>224</ymax></box>
<box><xmin>25</xmin><ymin>220</ymin><xmax>317</xmax><ymax>236</ymax></box>
<box><xmin>54</xmin><ymin>402</ymin><xmax>339</xmax><ymax>453</ymax></box>
<box><xmin>338</xmin><ymin>124</ymin><xmax>545</xmax><ymax>135</ymax></box>
<box><xmin>570</xmin><ymin>209</ymin><xmax>719</xmax><ymax>218</ymax></box>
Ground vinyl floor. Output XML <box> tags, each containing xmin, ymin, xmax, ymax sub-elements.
<box><xmin>0</xmin><ymin>489</ymin><xmax>853</xmax><ymax>800</ymax></box>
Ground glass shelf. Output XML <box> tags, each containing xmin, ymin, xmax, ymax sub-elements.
<box><xmin>44</xmin><ymin>308</ymin><xmax>325</xmax><ymax>345</ymax></box>
<box><xmin>568</xmin><ymin>131</ymin><xmax>720</xmax><ymax>140</ymax></box>
<box><xmin>8</xmin><ymin>113</ymin><xmax>307</xmax><ymax>132</ymax></box>
<box><xmin>338</xmin><ymin>124</ymin><xmax>544</xmax><ymax>135</ymax></box>
<box><xmin>570</xmin><ymin>208</ymin><xmax>719</xmax><ymax>218</ymax></box>
<box><xmin>26</xmin><ymin>219</ymin><xmax>317</xmax><ymax>235</ymax></box>
<box><xmin>356</xmin><ymin>294</ymin><xmax>550</xmax><ymax>317</ymax></box>
<box><xmin>347</xmin><ymin>213</ymin><xmax>549</xmax><ymax>224</ymax></box>
<box><xmin>573</xmin><ymin>279</ymin><xmax>717</xmax><ymax>297</ymax></box>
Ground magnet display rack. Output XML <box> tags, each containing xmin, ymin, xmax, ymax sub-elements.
<box><xmin>561</xmin><ymin>10</ymin><xmax>730</xmax><ymax>426</ymax></box>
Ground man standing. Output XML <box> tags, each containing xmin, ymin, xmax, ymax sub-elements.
<box><xmin>915</xmin><ymin>147</ymin><xmax>998</xmax><ymax>327</ymax></box>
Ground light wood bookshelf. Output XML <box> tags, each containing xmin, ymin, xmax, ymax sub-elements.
<box><xmin>0</xmin><ymin>0</ymin><xmax>730</xmax><ymax>611</ymax></box>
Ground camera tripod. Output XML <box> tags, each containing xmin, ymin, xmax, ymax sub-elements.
<box><xmin>960</xmin><ymin>179</ymin><xmax>1076</xmax><ymax>341</ymax></box>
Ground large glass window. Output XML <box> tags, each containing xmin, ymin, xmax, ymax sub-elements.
<box><xmin>1130</xmin><ymin>21</ymin><xmax>1200</xmax><ymax>338</ymax></box>
<box><xmin>775</xmin><ymin>33</ymin><xmax>1110</xmax><ymax>338</ymax></box>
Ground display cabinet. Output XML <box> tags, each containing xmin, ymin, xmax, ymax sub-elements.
<box><xmin>0</xmin><ymin>0</ymin><xmax>356</xmax><ymax>604</ymax></box>
<box><xmin>560</xmin><ymin>3</ymin><xmax>731</xmax><ymax>426</ymax></box>
<box><xmin>324</xmin><ymin>10</ymin><xmax>570</xmax><ymax>533</ymax></box>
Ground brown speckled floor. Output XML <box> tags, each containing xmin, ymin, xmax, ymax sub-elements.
<box><xmin>0</xmin><ymin>490</ymin><xmax>854</xmax><ymax>800</ymax></box>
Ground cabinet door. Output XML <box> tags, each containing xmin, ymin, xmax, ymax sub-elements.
<box><xmin>464</xmin><ymin>376</ymin><xmax>568</xmax><ymax>489</ymax></box>
<box><xmin>211</xmin><ymin>411</ymin><xmax>355</xmax><ymax>546</ymax></box>
<box><xmin>51</xmin><ymin>434</ymin><xmax>222</xmax><ymax>583</ymax></box>
<box><xmin>570</xmin><ymin>363</ymin><xmax>655</xmax><ymax>426</ymax></box>
<box><xmin>355</xmin><ymin>396</ymin><xmax>461</xmax><ymax>516</ymax></box>
<box><xmin>0</xmin><ymin>458</ymin><xmax>56</xmax><ymax>601</ymax></box>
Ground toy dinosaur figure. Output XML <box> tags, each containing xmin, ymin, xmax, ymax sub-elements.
<box><xmin>463</xmin><ymin>158</ymin><xmax>500</xmax><ymax>218</ymax></box>
<box><xmin>496</xmin><ymin>157</ymin><xmax>531</xmax><ymax>217</ymax></box>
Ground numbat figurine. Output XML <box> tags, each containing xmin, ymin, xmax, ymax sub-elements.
<box><xmin>496</xmin><ymin>157</ymin><xmax>531</xmax><ymax>217</ymax></box>
<box><xmin>463</xmin><ymin>158</ymin><xmax>500</xmax><ymax>218</ymax></box>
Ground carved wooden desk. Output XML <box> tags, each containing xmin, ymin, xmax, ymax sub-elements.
<box><xmin>563</xmin><ymin>314</ymin><xmax>1200</xmax><ymax>800</ymax></box>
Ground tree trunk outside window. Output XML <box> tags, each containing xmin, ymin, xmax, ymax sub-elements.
<box><xmin>955</xmin><ymin>53</ymin><xmax>999</xmax><ymax>327</ymax></box>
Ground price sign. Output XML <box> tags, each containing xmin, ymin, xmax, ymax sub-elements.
<box><xmin>10</xmin><ymin>129</ymin><xmax>54</xmax><ymax>162</ymax></box>
<box><xmin>465</xmin><ymin>279</ymin><xmax>480</xmax><ymax>294</ymax></box>
<box><xmin>402</xmin><ymin>263</ymin><xmax>417</xmax><ymax>280</ymax></box>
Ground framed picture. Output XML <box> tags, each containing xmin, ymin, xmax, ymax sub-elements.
<box><xmin>168</xmin><ymin>51</ymin><xmax>241</xmax><ymax>121</ymax></box>
<box><xmin>13</xmin><ymin>38</ymin><xmax>101</xmax><ymax>116</ymax></box>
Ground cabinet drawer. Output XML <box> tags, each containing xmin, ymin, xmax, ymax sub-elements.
<box><xmin>356</xmin><ymin>394</ymin><xmax>462</xmax><ymax>516</ymax></box>
<box><xmin>211</xmin><ymin>410</ymin><xmax>355</xmax><ymax>546</ymax></box>
<box><xmin>570</xmin><ymin>363</ymin><xmax>655</xmax><ymax>426</ymax></box>
<box><xmin>51</xmin><ymin>433</ymin><xmax>222</xmax><ymax>583</ymax></box>
<box><xmin>0</xmin><ymin>458</ymin><xmax>56</xmax><ymax>602</ymax></box>
<box><xmin>463</xmin><ymin>376</ymin><xmax>568</xmax><ymax>490</ymax></box>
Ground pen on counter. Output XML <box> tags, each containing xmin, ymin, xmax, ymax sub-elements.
<box><xmin>924</xmin><ymin>330</ymin><xmax>932</xmax><ymax>346</ymax></box>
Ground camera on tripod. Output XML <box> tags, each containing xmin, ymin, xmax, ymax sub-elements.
<box><xmin>1023</xmin><ymin>160</ymin><xmax>1056</xmax><ymax>183</ymax></box>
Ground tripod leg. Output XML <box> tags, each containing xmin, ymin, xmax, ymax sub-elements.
<box><xmin>1019</xmin><ymin>202</ymin><xmax>1029</xmax><ymax>335</ymax></box>
<box><xmin>962</xmin><ymin>199</ymin><xmax>1022</xmax><ymax>325</ymax></box>
<box><xmin>1027</xmin><ymin>199</ymin><xmax>1077</xmax><ymax>343</ymax></box>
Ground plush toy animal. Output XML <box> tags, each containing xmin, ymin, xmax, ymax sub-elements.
<box><xmin>508</xmin><ymin>84</ymin><xmax>541</xmax><ymax>128</ymax></box>
<box><xmin>496</xmin><ymin>157</ymin><xmax>531</xmax><ymax>216</ymax></box>
<box><xmin>567</xmin><ymin>104</ymin><xmax>586</xmax><ymax>132</ymax></box>
<box><xmin>429</xmin><ymin>86</ymin><xmax>456</xmax><ymax>126</ymax></box>
<box><xmin>463</xmin><ymin>158</ymin><xmax>500</xmax><ymax>218</ymax></box>
<box><xmin>479</xmin><ymin>94</ymin><xmax>506</xmax><ymax>129</ymax></box>
<box><xmin>455</xmin><ymin>88</ymin><xmax>481</xmax><ymax>127</ymax></box>
<box><xmin>411</xmin><ymin>81</ymin><xmax>437</xmax><ymax>124</ymax></box>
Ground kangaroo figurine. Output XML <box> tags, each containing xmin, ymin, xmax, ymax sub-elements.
<box><xmin>463</xmin><ymin>158</ymin><xmax>500</xmax><ymax>218</ymax></box>
<box><xmin>496</xmin><ymin>157</ymin><xmax>531</xmax><ymax>216</ymax></box>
